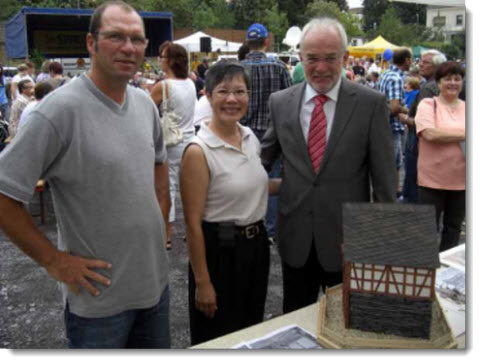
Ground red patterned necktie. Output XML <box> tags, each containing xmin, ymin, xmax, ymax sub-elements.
<box><xmin>308</xmin><ymin>94</ymin><xmax>329</xmax><ymax>172</ymax></box>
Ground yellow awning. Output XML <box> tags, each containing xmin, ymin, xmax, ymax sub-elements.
<box><xmin>348</xmin><ymin>36</ymin><xmax>399</xmax><ymax>59</ymax></box>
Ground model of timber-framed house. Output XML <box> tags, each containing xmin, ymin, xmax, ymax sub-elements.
<box><xmin>342</xmin><ymin>203</ymin><xmax>440</xmax><ymax>339</ymax></box>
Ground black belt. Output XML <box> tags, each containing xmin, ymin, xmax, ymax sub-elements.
<box><xmin>234</xmin><ymin>220</ymin><xmax>264</xmax><ymax>239</ymax></box>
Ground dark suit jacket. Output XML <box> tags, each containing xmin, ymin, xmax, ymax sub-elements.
<box><xmin>261</xmin><ymin>79</ymin><xmax>396</xmax><ymax>271</ymax></box>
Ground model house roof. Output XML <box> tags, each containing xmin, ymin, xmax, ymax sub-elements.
<box><xmin>343</xmin><ymin>203</ymin><xmax>440</xmax><ymax>269</ymax></box>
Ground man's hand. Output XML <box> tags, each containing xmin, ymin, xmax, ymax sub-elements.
<box><xmin>195</xmin><ymin>281</ymin><xmax>217</xmax><ymax>319</ymax></box>
<box><xmin>45</xmin><ymin>251</ymin><xmax>112</xmax><ymax>297</ymax></box>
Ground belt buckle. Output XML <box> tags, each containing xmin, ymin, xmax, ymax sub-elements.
<box><xmin>245</xmin><ymin>225</ymin><xmax>258</xmax><ymax>239</ymax></box>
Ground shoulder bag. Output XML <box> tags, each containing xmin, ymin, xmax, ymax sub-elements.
<box><xmin>161</xmin><ymin>80</ymin><xmax>183</xmax><ymax>147</ymax></box>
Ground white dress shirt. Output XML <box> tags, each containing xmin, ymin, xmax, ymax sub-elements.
<box><xmin>300</xmin><ymin>78</ymin><xmax>342</xmax><ymax>144</ymax></box>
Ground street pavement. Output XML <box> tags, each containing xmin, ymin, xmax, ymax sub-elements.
<box><xmin>0</xmin><ymin>188</ymin><xmax>283</xmax><ymax>349</ymax></box>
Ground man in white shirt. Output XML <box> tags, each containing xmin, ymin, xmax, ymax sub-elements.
<box><xmin>11</xmin><ymin>64</ymin><xmax>35</xmax><ymax>101</ymax></box>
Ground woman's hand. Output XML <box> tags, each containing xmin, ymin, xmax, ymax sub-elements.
<box><xmin>195</xmin><ymin>281</ymin><xmax>218</xmax><ymax>318</ymax></box>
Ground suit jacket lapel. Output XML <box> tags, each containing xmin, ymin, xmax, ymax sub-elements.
<box><xmin>317</xmin><ymin>79</ymin><xmax>357</xmax><ymax>175</ymax></box>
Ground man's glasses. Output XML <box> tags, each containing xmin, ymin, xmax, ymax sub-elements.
<box><xmin>303</xmin><ymin>54</ymin><xmax>341</xmax><ymax>65</ymax></box>
<box><xmin>96</xmin><ymin>31</ymin><xmax>149</xmax><ymax>49</ymax></box>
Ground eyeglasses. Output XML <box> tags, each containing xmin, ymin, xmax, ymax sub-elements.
<box><xmin>214</xmin><ymin>89</ymin><xmax>249</xmax><ymax>99</ymax></box>
<box><xmin>96</xmin><ymin>31</ymin><xmax>149</xmax><ymax>49</ymax></box>
<box><xmin>303</xmin><ymin>54</ymin><xmax>341</xmax><ymax>65</ymax></box>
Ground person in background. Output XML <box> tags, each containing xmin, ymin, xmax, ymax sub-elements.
<box><xmin>0</xmin><ymin>65</ymin><xmax>8</xmax><ymax>120</ymax></box>
<box><xmin>293</xmin><ymin>61</ymin><xmax>305</xmax><ymax>84</ymax></box>
<box><xmin>181</xmin><ymin>60</ymin><xmax>279</xmax><ymax>345</ymax></box>
<box><xmin>0</xmin><ymin>1</ymin><xmax>171</xmax><ymax>348</ymax></box>
<box><xmin>17</xmin><ymin>81</ymin><xmax>54</xmax><ymax>131</ymax></box>
<box><xmin>261</xmin><ymin>17</ymin><xmax>395</xmax><ymax>314</ymax></box>
<box><xmin>415</xmin><ymin>61</ymin><xmax>465</xmax><ymax>252</ymax></box>
<box><xmin>26</xmin><ymin>61</ymin><xmax>36</xmax><ymax>82</ymax></box>
<box><xmin>378</xmin><ymin>47</ymin><xmax>412</xmax><ymax>198</ymax></box>
<box><xmin>237</xmin><ymin>44</ymin><xmax>250</xmax><ymax>61</ymax></box>
<box><xmin>36</xmin><ymin>60</ymin><xmax>51</xmax><ymax>83</ymax></box>
<box><xmin>197</xmin><ymin>57</ymin><xmax>209</xmax><ymax>80</ymax></box>
<box><xmin>10</xmin><ymin>64</ymin><xmax>35</xmax><ymax>101</ymax></box>
<box><xmin>241</xmin><ymin>23</ymin><xmax>293</xmax><ymax>245</ymax></box>
<box><xmin>367</xmin><ymin>58</ymin><xmax>381</xmax><ymax>76</ymax></box>
<box><xmin>8</xmin><ymin>79</ymin><xmax>34</xmax><ymax>138</ymax></box>
<box><xmin>352</xmin><ymin>58</ymin><xmax>365</xmax><ymax>77</ymax></box>
<box><xmin>398</xmin><ymin>49</ymin><xmax>446</xmax><ymax>203</ymax></box>
<box><xmin>48</xmin><ymin>62</ymin><xmax>69</xmax><ymax>89</ymax></box>
<box><xmin>189</xmin><ymin>71</ymin><xmax>205</xmax><ymax>99</ymax></box>
<box><xmin>403</xmin><ymin>76</ymin><xmax>420</xmax><ymax>109</ymax></box>
<box><xmin>151</xmin><ymin>41</ymin><xmax>197</xmax><ymax>250</ymax></box>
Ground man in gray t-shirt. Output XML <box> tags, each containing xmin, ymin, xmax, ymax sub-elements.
<box><xmin>0</xmin><ymin>2</ymin><xmax>171</xmax><ymax>348</ymax></box>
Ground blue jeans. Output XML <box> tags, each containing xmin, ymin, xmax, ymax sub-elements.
<box><xmin>65</xmin><ymin>286</ymin><xmax>170</xmax><ymax>349</ymax></box>
<box><xmin>392</xmin><ymin>131</ymin><xmax>404</xmax><ymax>170</ymax></box>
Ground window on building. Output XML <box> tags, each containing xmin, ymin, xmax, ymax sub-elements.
<box><xmin>456</xmin><ymin>14</ymin><xmax>463</xmax><ymax>26</ymax></box>
<box><xmin>433</xmin><ymin>16</ymin><xmax>446</xmax><ymax>27</ymax></box>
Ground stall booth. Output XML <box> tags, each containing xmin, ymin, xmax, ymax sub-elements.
<box><xmin>348</xmin><ymin>36</ymin><xmax>400</xmax><ymax>69</ymax></box>
<box><xmin>5</xmin><ymin>7</ymin><xmax>173</xmax><ymax>60</ymax></box>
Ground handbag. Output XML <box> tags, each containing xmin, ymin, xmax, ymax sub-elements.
<box><xmin>161</xmin><ymin>80</ymin><xmax>183</xmax><ymax>147</ymax></box>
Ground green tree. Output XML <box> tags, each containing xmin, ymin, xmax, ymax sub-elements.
<box><xmin>231</xmin><ymin>0</ymin><xmax>277</xmax><ymax>29</ymax></box>
<box><xmin>264</xmin><ymin>4</ymin><xmax>289</xmax><ymax>51</ymax></box>
<box><xmin>306</xmin><ymin>0</ymin><xmax>363</xmax><ymax>38</ymax></box>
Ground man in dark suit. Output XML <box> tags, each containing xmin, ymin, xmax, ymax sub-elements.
<box><xmin>261</xmin><ymin>18</ymin><xmax>396</xmax><ymax>313</ymax></box>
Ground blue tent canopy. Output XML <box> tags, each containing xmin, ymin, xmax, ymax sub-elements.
<box><xmin>5</xmin><ymin>7</ymin><xmax>173</xmax><ymax>59</ymax></box>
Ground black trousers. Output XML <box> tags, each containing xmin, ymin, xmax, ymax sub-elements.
<box><xmin>282</xmin><ymin>242</ymin><xmax>342</xmax><ymax>314</ymax></box>
<box><xmin>189</xmin><ymin>221</ymin><xmax>270</xmax><ymax>346</ymax></box>
<box><xmin>419</xmin><ymin>186</ymin><xmax>465</xmax><ymax>252</ymax></box>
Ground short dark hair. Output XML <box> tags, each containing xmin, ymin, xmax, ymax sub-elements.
<box><xmin>18</xmin><ymin>79</ymin><xmax>33</xmax><ymax>94</ymax></box>
<box><xmin>237</xmin><ymin>44</ymin><xmax>250</xmax><ymax>61</ymax></box>
<box><xmin>89</xmin><ymin>0</ymin><xmax>139</xmax><ymax>35</ymax></box>
<box><xmin>393</xmin><ymin>47</ymin><xmax>412</xmax><ymax>65</ymax></box>
<box><xmin>48</xmin><ymin>61</ymin><xmax>63</xmax><ymax>75</ymax></box>
<box><xmin>159</xmin><ymin>42</ymin><xmax>189</xmax><ymax>79</ymax></box>
<box><xmin>205</xmin><ymin>60</ymin><xmax>250</xmax><ymax>95</ymax></box>
<box><xmin>246</xmin><ymin>38</ymin><xmax>266</xmax><ymax>51</ymax></box>
<box><xmin>34</xmin><ymin>82</ymin><xmax>53</xmax><ymax>100</ymax></box>
<box><xmin>435</xmin><ymin>61</ymin><xmax>465</xmax><ymax>82</ymax></box>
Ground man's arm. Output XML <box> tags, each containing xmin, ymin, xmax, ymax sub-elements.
<box><xmin>154</xmin><ymin>162</ymin><xmax>171</xmax><ymax>227</ymax></box>
<box><xmin>0</xmin><ymin>193</ymin><xmax>111</xmax><ymax>296</ymax></box>
<box><xmin>261</xmin><ymin>96</ymin><xmax>282</xmax><ymax>172</ymax></box>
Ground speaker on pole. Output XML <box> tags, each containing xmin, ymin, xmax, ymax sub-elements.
<box><xmin>200</xmin><ymin>37</ymin><xmax>212</xmax><ymax>53</ymax></box>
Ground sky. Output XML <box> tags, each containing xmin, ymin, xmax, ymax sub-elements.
<box><xmin>347</xmin><ymin>0</ymin><xmax>363</xmax><ymax>8</ymax></box>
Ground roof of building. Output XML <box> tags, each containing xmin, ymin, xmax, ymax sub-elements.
<box><xmin>343</xmin><ymin>203</ymin><xmax>440</xmax><ymax>269</ymax></box>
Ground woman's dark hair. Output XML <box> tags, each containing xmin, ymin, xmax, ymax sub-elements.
<box><xmin>159</xmin><ymin>42</ymin><xmax>189</xmax><ymax>79</ymax></box>
<box><xmin>435</xmin><ymin>61</ymin><xmax>465</xmax><ymax>82</ymax></box>
<box><xmin>48</xmin><ymin>61</ymin><xmax>63</xmax><ymax>75</ymax></box>
<box><xmin>205</xmin><ymin>60</ymin><xmax>250</xmax><ymax>95</ymax></box>
<box><xmin>34</xmin><ymin>82</ymin><xmax>54</xmax><ymax>100</ymax></box>
<box><xmin>237</xmin><ymin>44</ymin><xmax>250</xmax><ymax>61</ymax></box>
<box><xmin>0</xmin><ymin>65</ymin><xmax>3</xmax><ymax>86</ymax></box>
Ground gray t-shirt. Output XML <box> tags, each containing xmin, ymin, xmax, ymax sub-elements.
<box><xmin>0</xmin><ymin>73</ymin><xmax>169</xmax><ymax>318</ymax></box>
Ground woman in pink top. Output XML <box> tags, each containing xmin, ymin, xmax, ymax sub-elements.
<box><xmin>416</xmin><ymin>61</ymin><xmax>465</xmax><ymax>252</ymax></box>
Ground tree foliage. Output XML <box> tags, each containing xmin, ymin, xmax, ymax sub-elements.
<box><xmin>306</xmin><ymin>0</ymin><xmax>363</xmax><ymax>38</ymax></box>
<box><xmin>362</xmin><ymin>0</ymin><xmax>426</xmax><ymax>32</ymax></box>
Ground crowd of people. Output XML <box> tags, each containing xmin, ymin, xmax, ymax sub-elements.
<box><xmin>0</xmin><ymin>0</ymin><xmax>466</xmax><ymax>350</ymax></box>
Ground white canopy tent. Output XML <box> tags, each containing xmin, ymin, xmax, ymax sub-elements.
<box><xmin>174</xmin><ymin>31</ymin><xmax>243</xmax><ymax>53</ymax></box>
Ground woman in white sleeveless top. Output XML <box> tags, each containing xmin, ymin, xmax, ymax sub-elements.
<box><xmin>180</xmin><ymin>61</ymin><xmax>280</xmax><ymax>345</ymax></box>
<box><xmin>151</xmin><ymin>42</ymin><xmax>197</xmax><ymax>250</ymax></box>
